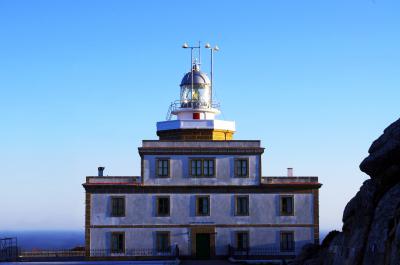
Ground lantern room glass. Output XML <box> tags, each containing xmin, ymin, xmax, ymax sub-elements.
<box><xmin>180</xmin><ymin>84</ymin><xmax>211</xmax><ymax>108</ymax></box>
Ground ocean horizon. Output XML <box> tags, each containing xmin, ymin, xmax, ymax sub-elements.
<box><xmin>0</xmin><ymin>230</ymin><xmax>84</xmax><ymax>251</ymax></box>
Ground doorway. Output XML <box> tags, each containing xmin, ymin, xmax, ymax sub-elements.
<box><xmin>195</xmin><ymin>233</ymin><xmax>211</xmax><ymax>259</ymax></box>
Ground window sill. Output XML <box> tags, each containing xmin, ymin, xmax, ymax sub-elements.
<box><xmin>279</xmin><ymin>213</ymin><xmax>295</xmax><ymax>216</ymax></box>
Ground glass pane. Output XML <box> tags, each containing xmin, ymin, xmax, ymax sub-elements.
<box><xmin>196</xmin><ymin>161</ymin><xmax>201</xmax><ymax>176</ymax></box>
<box><xmin>191</xmin><ymin>160</ymin><xmax>196</xmax><ymax>175</ymax></box>
<box><xmin>203</xmin><ymin>160</ymin><xmax>207</xmax><ymax>176</ymax></box>
<box><xmin>242</xmin><ymin>161</ymin><xmax>247</xmax><ymax>175</ymax></box>
<box><xmin>204</xmin><ymin>198</ymin><xmax>209</xmax><ymax>214</ymax></box>
<box><xmin>287</xmin><ymin>198</ymin><xmax>293</xmax><ymax>214</ymax></box>
<box><xmin>181</xmin><ymin>86</ymin><xmax>192</xmax><ymax>102</ymax></box>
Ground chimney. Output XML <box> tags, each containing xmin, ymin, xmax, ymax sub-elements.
<box><xmin>98</xmin><ymin>166</ymin><xmax>105</xmax><ymax>177</ymax></box>
<box><xmin>287</xmin><ymin>168</ymin><xmax>293</xmax><ymax>177</ymax></box>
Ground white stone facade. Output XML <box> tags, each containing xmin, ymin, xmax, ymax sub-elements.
<box><xmin>84</xmin><ymin>140</ymin><xmax>321</xmax><ymax>259</ymax></box>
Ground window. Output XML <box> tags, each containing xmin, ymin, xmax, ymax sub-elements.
<box><xmin>156</xmin><ymin>158</ymin><xmax>170</xmax><ymax>177</ymax></box>
<box><xmin>156</xmin><ymin>196</ymin><xmax>170</xmax><ymax>216</ymax></box>
<box><xmin>280</xmin><ymin>195</ymin><xmax>294</xmax><ymax>216</ymax></box>
<box><xmin>196</xmin><ymin>196</ymin><xmax>210</xmax><ymax>216</ymax></box>
<box><xmin>111</xmin><ymin>232</ymin><xmax>125</xmax><ymax>253</ymax></box>
<box><xmin>111</xmin><ymin>197</ymin><xmax>125</xmax><ymax>217</ymax></box>
<box><xmin>190</xmin><ymin>158</ymin><xmax>215</xmax><ymax>177</ymax></box>
<box><xmin>234</xmin><ymin>159</ymin><xmax>248</xmax><ymax>177</ymax></box>
<box><xmin>236</xmin><ymin>231</ymin><xmax>249</xmax><ymax>250</ymax></box>
<box><xmin>235</xmin><ymin>195</ymin><xmax>249</xmax><ymax>216</ymax></box>
<box><xmin>191</xmin><ymin>159</ymin><xmax>202</xmax><ymax>177</ymax></box>
<box><xmin>280</xmin><ymin>231</ymin><xmax>295</xmax><ymax>252</ymax></box>
<box><xmin>203</xmin><ymin>159</ymin><xmax>214</xmax><ymax>177</ymax></box>
<box><xmin>156</xmin><ymin>232</ymin><xmax>170</xmax><ymax>252</ymax></box>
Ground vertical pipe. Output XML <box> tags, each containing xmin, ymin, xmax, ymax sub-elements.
<box><xmin>210</xmin><ymin>49</ymin><xmax>213</xmax><ymax>103</ymax></box>
<box><xmin>198</xmin><ymin>41</ymin><xmax>201</xmax><ymax>67</ymax></box>
<box><xmin>191</xmin><ymin>48</ymin><xmax>194</xmax><ymax>105</ymax></box>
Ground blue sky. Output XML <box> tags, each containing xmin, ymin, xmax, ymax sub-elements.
<box><xmin>0</xmin><ymin>0</ymin><xmax>399</xmax><ymax>231</ymax></box>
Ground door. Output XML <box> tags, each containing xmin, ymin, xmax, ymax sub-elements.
<box><xmin>196</xmin><ymin>233</ymin><xmax>211</xmax><ymax>259</ymax></box>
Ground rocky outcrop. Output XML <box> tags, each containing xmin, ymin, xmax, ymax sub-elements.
<box><xmin>292</xmin><ymin>118</ymin><xmax>400</xmax><ymax>265</ymax></box>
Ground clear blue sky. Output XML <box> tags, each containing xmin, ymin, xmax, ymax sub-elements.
<box><xmin>0</xmin><ymin>0</ymin><xmax>399</xmax><ymax>232</ymax></box>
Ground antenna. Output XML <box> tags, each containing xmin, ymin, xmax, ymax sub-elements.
<box><xmin>198</xmin><ymin>40</ymin><xmax>201</xmax><ymax>66</ymax></box>
<box><xmin>205</xmin><ymin>43</ymin><xmax>220</xmax><ymax>103</ymax></box>
<box><xmin>182</xmin><ymin>42</ymin><xmax>201</xmax><ymax>70</ymax></box>
<box><xmin>182</xmin><ymin>42</ymin><xmax>201</xmax><ymax>102</ymax></box>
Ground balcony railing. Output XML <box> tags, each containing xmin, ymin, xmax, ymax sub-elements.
<box><xmin>166</xmin><ymin>100</ymin><xmax>220</xmax><ymax>120</ymax></box>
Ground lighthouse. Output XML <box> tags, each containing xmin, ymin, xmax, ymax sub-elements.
<box><xmin>83</xmin><ymin>42</ymin><xmax>321</xmax><ymax>260</ymax></box>
<box><xmin>156</xmin><ymin>44</ymin><xmax>235</xmax><ymax>140</ymax></box>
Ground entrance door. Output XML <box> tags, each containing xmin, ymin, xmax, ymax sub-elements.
<box><xmin>196</xmin><ymin>233</ymin><xmax>211</xmax><ymax>259</ymax></box>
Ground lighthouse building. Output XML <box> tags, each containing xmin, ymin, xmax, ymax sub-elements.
<box><xmin>83</xmin><ymin>51</ymin><xmax>321</xmax><ymax>260</ymax></box>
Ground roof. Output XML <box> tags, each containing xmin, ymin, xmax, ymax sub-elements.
<box><xmin>180</xmin><ymin>69</ymin><xmax>211</xmax><ymax>86</ymax></box>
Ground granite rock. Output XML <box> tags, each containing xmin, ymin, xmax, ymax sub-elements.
<box><xmin>292</xmin><ymin>118</ymin><xmax>400</xmax><ymax>265</ymax></box>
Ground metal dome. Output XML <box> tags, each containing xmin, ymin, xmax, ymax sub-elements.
<box><xmin>180</xmin><ymin>69</ymin><xmax>211</xmax><ymax>86</ymax></box>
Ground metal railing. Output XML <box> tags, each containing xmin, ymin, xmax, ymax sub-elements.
<box><xmin>0</xmin><ymin>237</ymin><xmax>18</xmax><ymax>261</ymax></box>
<box><xmin>20</xmin><ymin>247</ymin><xmax>178</xmax><ymax>258</ymax></box>
<box><xmin>228</xmin><ymin>245</ymin><xmax>295</xmax><ymax>258</ymax></box>
<box><xmin>166</xmin><ymin>100</ymin><xmax>220</xmax><ymax>120</ymax></box>
<box><xmin>20</xmin><ymin>250</ymin><xmax>85</xmax><ymax>258</ymax></box>
<box><xmin>90</xmin><ymin>246</ymin><xmax>178</xmax><ymax>257</ymax></box>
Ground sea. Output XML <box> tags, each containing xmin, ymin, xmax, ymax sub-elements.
<box><xmin>0</xmin><ymin>230</ymin><xmax>84</xmax><ymax>251</ymax></box>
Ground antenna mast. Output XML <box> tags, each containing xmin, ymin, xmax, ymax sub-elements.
<box><xmin>205</xmin><ymin>43</ymin><xmax>219</xmax><ymax>103</ymax></box>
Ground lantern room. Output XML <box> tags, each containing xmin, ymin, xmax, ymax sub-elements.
<box><xmin>156</xmin><ymin>42</ymin><xmax>236</xmax><ymax>140</ymax></box>
<box><xmin>180</xmin><ymin>64</ymin><xmax>211</xmax><ymax>109</ymax></box>
<box><xmin>172</xmin><ymin>62</ymin><xmax>220</xmax><ymax>121</ymax></box>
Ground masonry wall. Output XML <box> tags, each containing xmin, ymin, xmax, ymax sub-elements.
<box><xmin>91</xmin><ymin>193</ymin><xmax>314</xmax><ymax>226</ymax></box>
<box><xmin>142</xmin><ymin>154</ymin><xmax>261</xmax><ymax>186</ymax></box>
<box><xmin>90</xmin><ymin>226</ymin><xmax>314</xmax><ymax>256</ymax></box>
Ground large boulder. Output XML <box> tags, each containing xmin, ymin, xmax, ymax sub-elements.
<box><xmin>293</xmin><ymin>118</ymin><xmax>400</xmax><ymax>265</ymax></box>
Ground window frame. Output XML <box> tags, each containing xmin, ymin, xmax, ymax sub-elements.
<box><xmin>189</xmin><ymin>158</ymin><xmax>216</xmax><ymax>178</ymax></box>
<box><xmin>110</xmin><ymin>196</ymin><xmax>125</xmax><ymax>217</ymax></box>
<box><xmin>156</xmin><ymin>196</ymin><xmax>170</xmax><ymax>217</ymax></box>
<box><xmin>234</xmin><ymin>158</ymin><xmax>249</xmax><ymax>178</ymax></box>
<box><xmin>110</xmin><ymin>231</ymin><xmax>125</xmax><ymax>254</ymax></box>
<box><xmin>235</xmin><ymin>195</ymin><xmax>250</xmax><ymax>216</ymax></box>
<box><xmin>280</xmin><ymin>231</ymin><xmax>295</xmax><ymax>252</ymax></box>
<box><xmin>280</xmin><ymin>195</ymin><xmax>295</xmax><ymax>216</ymax></box>
<box><xmin>195</xmin><ymin>195</ymin><xmax>211</xmax><ymax>216</ymax></box>
<box><xmin>155</xmin><ymin>231</ymin><xmax>171</xmax><ymax>252</ymax></box>
<box><xmin>156</xmin><ymin>158</ymin><xmax>170</xmax><ymax>178</ymax></box>
<box><xmin>236</xmin><ymin>231</ymin><xmax>249</xmax><ymax>250</ymax></box>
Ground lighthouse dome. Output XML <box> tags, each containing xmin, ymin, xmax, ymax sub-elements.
<box><xmin>180</xmin><ymin>69</ymin><xmax>211</xmax><ymax>87</ymax></box>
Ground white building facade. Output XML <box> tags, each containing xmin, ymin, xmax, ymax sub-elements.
<box><xmin>83</xmin><ymin>54</ymin><xmax>321</xmax><ymax>260</ymax></box>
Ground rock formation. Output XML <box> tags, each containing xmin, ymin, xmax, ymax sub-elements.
<box><xmin>292</xmin><ymin>118</ymin><xmax>400</xmax><ymax>265</ymax></box>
